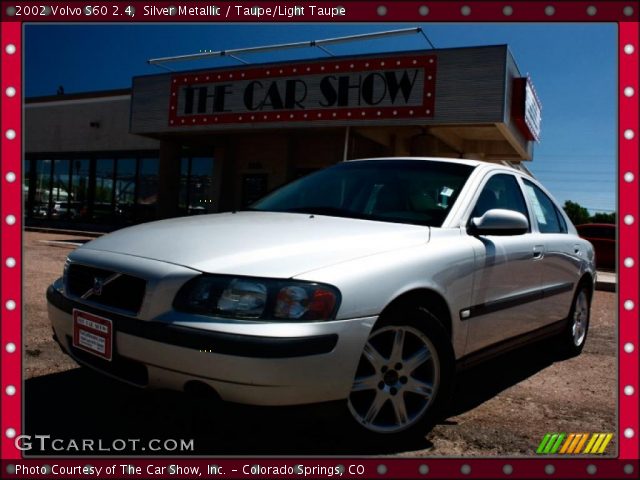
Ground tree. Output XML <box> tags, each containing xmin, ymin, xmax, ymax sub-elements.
<box><xmin>563</xmin><ymin>200</ymin><xmax>591</xmax><ymax>226</ymax></box>
<box><xmin>591</xmin><ymin>212</ymin><xmax>615</xmax><ymax>224</ymax></box>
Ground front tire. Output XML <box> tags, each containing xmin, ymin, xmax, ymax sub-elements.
<box><xmin>347</xmin><ymin>305</ymin><xmax>454</xmax><ymax>438</ymax></box>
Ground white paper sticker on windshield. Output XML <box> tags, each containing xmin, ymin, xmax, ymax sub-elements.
<box><xmin>440</xmin><ymin>186</ymin><xmax>454</xmax><ymax>197</ymax></box>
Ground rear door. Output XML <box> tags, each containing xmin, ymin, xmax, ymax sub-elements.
<box><xmin>521</xmin><ymin>179</ymin><xmax>581</xmax><ymax>323</ymax></box>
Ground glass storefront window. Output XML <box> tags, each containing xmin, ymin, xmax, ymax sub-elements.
<box><xmin>189</xmin><ymin>157</ymin><xmax>215</xmax><ymax>215</ymax></box>
<box><xmin>137</xmin><ymin>157</ymin><xmax>159</xmax><ymax>222</ymax></box>
<box><xmin>179</xmin><ymin>157</ymin><xmax>189</xmax><ymax>215</ymax></box>
<box><xmin>94</xmin><ymin>158</ymin><xmax>115</xmax><ymax>223</ymax></box>
<box><xmin>24</xmin><ymin>159</ymin><xmax>31</xmax><ymax>213</ymax></box>
<box><xmin>115</xmin><ymin>158</ymin><xmax>136</xmax><ymax>224</ymax></box>
<box><xmin>51</xmin><ymin>159</ymin><xmax>70</xmax><ymax>219</ymax></box>
<box><xmin>70</xmin><ymin>159</ymin><xmax>90</xmax><ymax>220</ymax></box>
<box><xmin>32</xmin><ymin>159</ymin><xmax>51</xmax><ymax>218</ymax></box>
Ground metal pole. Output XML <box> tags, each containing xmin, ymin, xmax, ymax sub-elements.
<box><xmin>148</xmin><ymin>27</ymin><xmax>422</xmax><ymax>66</ymax></box>
<box><xmin>343</xmin><ymin>126</ymin><xmax>350</xmax><ymax>162</ymax></box>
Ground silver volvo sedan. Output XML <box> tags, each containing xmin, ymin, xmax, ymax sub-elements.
<box><xmin>47</xmin><ymin>157</ymin><xmax>595</xmax><ymax>437</ymax></box>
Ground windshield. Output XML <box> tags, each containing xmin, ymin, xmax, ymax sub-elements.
<box><xmin>251</xmin><ymin>160</ymin><xmax>475</xmax><ymax>227</ymax></box>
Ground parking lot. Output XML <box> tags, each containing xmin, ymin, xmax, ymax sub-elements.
<box><xmin>23</xmin><ymin>231</ymin><xmax>616</xmax><ymax>456</ymax></box>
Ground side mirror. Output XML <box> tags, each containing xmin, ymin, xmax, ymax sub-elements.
<box><xmin>468</xmin><ymin>209</ymin><xmax>529</xmax><ymax>236</ymax></box>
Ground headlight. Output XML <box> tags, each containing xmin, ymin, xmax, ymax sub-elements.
<box><xmin>218</xmin><ymin>278</ymin><xmax>267</xmax><ymax>318</ymax></box>
<box><xmin>174</xmin><ymin>275</ymin><xmax>340</xmax><ymax>321</ymax></box>
<box><xmin>62</xmin><ymin>258</ymin><xmax>71</xmax><ymax>293</ymax></box>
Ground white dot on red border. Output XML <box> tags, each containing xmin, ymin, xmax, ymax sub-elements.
<box><xmin>5</xmin><ymin>86</ymin><xmax>16</xmax><ymax>97</ymax></box>
<box><xmin>503</xmin><ymin>6</ymin><xmax>513</xmax><ymax>16</ymax></box>
<box><xmin>624</xmin><ymin>343</ymin><xmax>635</xmax><ymax>353</ymax></box>
<box><xmin>624</xmin><ymin>385</ymin><xmax>635</xmax><ymax>396</ymax></box>
<box><xmin>624</xmin><ymin>300</ymin><xmax>635</xmax><ymax>311</ymax></box>
<box><xmin>545</xmin><ymin>5</ymin><xmax>555</xmax><ymax>15</ymax></box>
<box><xmin>624</xmin><ymin>172</ymin><xmax>635</xmax><ymax>182</ymax></box>
<box><xmin>624</xmin><ymin>87</ymin><xmax>635</xmax><ymax>97</ymax></box>
<box><xmin>624</xmin><ymin>44</ymin><xmax>635</xmax><ymax>55</ymax></box>
<box><xmin>5</xmin><ymin>44</ymin><xmax>16</xmax><ymax>55</ymax></box>
<box><xmin>5</xmin><ymin>172</ymin><xmax>16</xmax><ymax>183</ymax></box>
<box><xmin>624</xmin><ymin>215</ymin><xmax>634</xmax><ymax>225</ymax></box>
<box><xmin>5</xmin><ymin>215</ymin><xmax>16</xmax><ymax>226</ymax></box>
<box><xmin>6</xmin><ymin>257</ymin><xmax>16</xmax><ymax>268</ymax></box>
<box><xmin>624</xmin><ymin>428</ymin><xmax>635</xmax><ymax>439</ymax></box>
<box><xmin>5</xmin><ymin>343</ymin><xmax>16</xmax><ymax>353</ymax></box>
<box><xmin>5</xmin><ymin>300</ymin><xmax>16</xmax><ymax>311</ymax></box>
<box><xmin>624</xmin><ymin>129</ymin><xmax>635</xmax><ymax>140</ymax></box>
<box><xmin>5</xmin><ymin>385</ymin><xmax>16</xmax><ymax>396</ymax></box>
<box><xmin>5</xmin><ymin>129</ymin><xmax>16</xmax><ymax>140</ymax></box>
<box><xmin>624</xmin><ymin>257</ymin><xmax>634</xmax><ymax>268</ymax></box>
<box><xmin>461</xmin><ymin>6</ymin><xmax>471</xmax><ymax>16</ymax></box>
<box><xmin>5</xmin><ymin>428</ymin><xmax>16</xmax><ymax>439</ymax></box>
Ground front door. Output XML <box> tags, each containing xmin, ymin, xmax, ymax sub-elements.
<box><xmin>464</xmin><ymin>173</ymin><xmax>546</xmax><ymax>353</ymax></box>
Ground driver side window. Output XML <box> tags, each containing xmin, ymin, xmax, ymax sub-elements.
<box><xmin>471</xmin><ymin>174</ymin><xmax>530</xmax><ymax>222</ymax></box>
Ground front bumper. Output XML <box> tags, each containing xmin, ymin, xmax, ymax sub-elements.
<box><xmin>47</xmin><ymin>284</ymin><xmax>376</xmax><ymax>406</ymax></box>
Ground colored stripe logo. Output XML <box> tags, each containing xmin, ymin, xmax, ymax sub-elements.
<box><xmin>537</xmin><ymin>433</ymin><xmax>613</xmax><ymax>454</ymax></box>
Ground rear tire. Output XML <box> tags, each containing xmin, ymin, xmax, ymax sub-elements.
<box><xmin>555</xmin><ymin>284</ymin><xmax>591</xmax><ymax>358</ymax></box>
<box><xmin>346</xmin><ymin>304</ymin><xmax>454</xmax><ymax>439</ymax></box>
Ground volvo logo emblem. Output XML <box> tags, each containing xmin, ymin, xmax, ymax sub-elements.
<box><xmin>92</xmin><ymin>277</ymin><xmax>104</xmax><ymax>296</ymax></box>
<box><xmin>81</xmin><ymin>272</ymin><xmax>121</xmax><ymax>300</ymax></box>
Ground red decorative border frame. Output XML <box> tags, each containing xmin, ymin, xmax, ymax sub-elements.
<box><xmin>1</xmin><ymin>2</ymin><xmax>638</xmax><ymax>478</ymax></box>
<box><xmin>168</xmin><ymin>54</ymin><xmax>437</xmax><ymax>126</ymax></box>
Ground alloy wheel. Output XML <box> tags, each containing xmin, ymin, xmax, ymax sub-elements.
<box><xmin>348</xmin><ymin>325</ymin><xmax>440</xmax><ymax>434</ymax></box>
<box><xmin>572</xmin><ymin>290</ymin><xmax>589</xmax><ymax>347</ymax></box>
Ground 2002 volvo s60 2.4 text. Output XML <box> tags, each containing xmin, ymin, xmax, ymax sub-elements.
<box><xmin>47</xmin><ymin>157</ymin><xmax>595</xmax><ymax>437</ymax></box>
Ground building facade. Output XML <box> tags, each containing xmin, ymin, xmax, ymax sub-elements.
<box><xmin>25</xmin><ymin>45</ymin><xmax>541</xmax><ymax>230</ymax></box>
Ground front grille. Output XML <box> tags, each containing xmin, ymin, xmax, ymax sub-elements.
<box><xmin>66</xmin><ymin>264</ymin><xmax>146</xmax><ymax>314</ymax></box>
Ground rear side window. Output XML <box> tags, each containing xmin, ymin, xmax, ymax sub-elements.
<box><xmin>523</xmin><ymin>180</ymin><xmax>568</xmax><ymax>234</ymax></box>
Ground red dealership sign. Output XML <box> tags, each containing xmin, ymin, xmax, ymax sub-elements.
<box><xmin>512</xmin><ymin>77</ymin><xmax>542</xmax><ymax>142</ymax></box>
<box><xmin>168</xmin><ymin>54</ymin><xmax>437</xmax><ymax>126</ymax></box>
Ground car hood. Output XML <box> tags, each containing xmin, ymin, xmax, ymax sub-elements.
<box><xmin>78</xmin><ymin>211</ymin><xmax>430</xmax><ymax>278</ymax></box>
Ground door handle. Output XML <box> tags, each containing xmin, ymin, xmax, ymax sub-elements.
<box><xmin>533</xmin><ymin>245</ymin><xmax>545</xmax><ymax>260</ymax></box>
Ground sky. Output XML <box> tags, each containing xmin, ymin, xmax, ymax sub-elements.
<box><xmin>24</xmin><ymin>23</ymin><xmax>617</xmax><ymax>214</ymax></box>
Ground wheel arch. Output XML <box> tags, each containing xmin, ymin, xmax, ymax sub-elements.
<box><xmin>577</xmin><ymin>271</ymin><xmax>595</xmax><ymax>302</ymax></box>
<box><xmin>379</xmin><ymin>288</ymin><xmax>453</xmax><ymax>339</ymax></box>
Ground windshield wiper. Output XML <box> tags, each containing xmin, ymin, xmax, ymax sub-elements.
<box><xmin>283</xmin><ymin>207</ymin><xmax>364</xmax><ymax>219</ymax></box>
